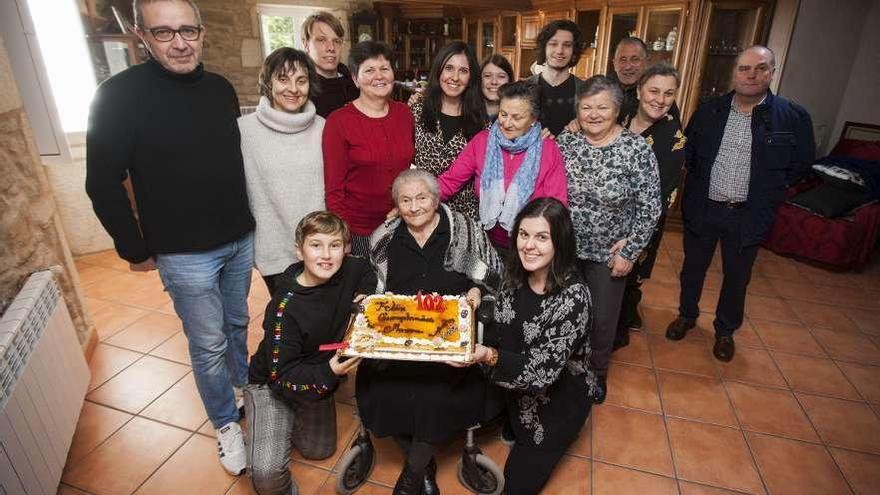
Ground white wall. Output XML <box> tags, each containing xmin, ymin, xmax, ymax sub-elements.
<box><xmin>830</xmin><ymin>0</ymin><xmax>880</xmax><ymax>150</ymax></box>
<box><xmin>777</xmin><ymin>0</ymin><xmax>872</xmax><ymax>152</ymax></box>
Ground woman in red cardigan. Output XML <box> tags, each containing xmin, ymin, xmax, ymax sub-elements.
<box><xmin>322</xmin><ymin>41</ymin><xmax>415</xmax><ymax>256</ymax></box>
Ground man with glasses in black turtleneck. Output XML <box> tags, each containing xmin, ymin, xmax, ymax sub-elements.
<box><xmin>86</xmin><ymin>0</ymin><xmax>254</xmax><ymax>477</ymax></box>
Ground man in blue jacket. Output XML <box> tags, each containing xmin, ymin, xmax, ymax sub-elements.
<box><xmin>664</xmin><ymin>45</ymin><xmax>814</xmax><ymax>361</ymax></box>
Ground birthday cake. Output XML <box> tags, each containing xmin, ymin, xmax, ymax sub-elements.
<box><xmin>342</xmin><ymin>292</ymin><xmax>474</xmax><ymax>362</ymax></box>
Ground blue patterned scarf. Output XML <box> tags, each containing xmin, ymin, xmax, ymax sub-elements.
<box><xmin>479</xmin><ymin>121</ymin><xmax>543</xmax><ymax>232</ymax></box>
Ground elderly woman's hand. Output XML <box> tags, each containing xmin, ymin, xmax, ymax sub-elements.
<box><xmin>465</xmin><ymin>287</ymin><xmax>482</xmax><ymax>309</ymax></box>
<box><xmin>609</xmin><ymin>254</ymin><xmax>634</xmax><ymax>277</ymax></box>
<box><xmin>385</xmin><ymin>207</ymin><xmax>399</xmax><ymax>220</ymax></box>
<box><xmin>564</xmin><ymin>118</ymin><xmax>581</xmax><ymax>134</ymax></box>
<box><xmin>407</xmin><ymin>90</ymin><xmax>423</xmax><ymax>107</ymax></box>
<box><xmin>540</xmin><ymin>127</ymin><xmax>555</xmax><ymax>140</ymax></box>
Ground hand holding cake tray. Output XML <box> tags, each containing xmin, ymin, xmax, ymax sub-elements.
<box><xmin>340</xmin><ymin>291</ymin><xmax>475</xmax><ymax>363</ymax></box>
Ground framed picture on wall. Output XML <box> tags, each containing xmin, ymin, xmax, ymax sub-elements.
<box><xmin>351</xmin><ymin>11</ymin><xmax>378</xmax><ymax>44</ymax></box>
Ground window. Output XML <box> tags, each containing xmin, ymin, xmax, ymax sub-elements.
<box><xmin>257</xmin><ymin>5</ymin><xmax>330</xmax><ymax>55</ymax></box>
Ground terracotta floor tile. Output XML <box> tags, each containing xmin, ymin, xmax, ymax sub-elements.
<box><xmin>750</xmin><ymin>319</ymin><xmax>825</xmax><ymax>356</ymax></box>
<box><xmin>843</xmin><ymin>307</ymin><xmax>880</xmax><ymax>336</ymax></box>
<box><xmin>566</xmin><ymin>417</ymin><xmax>592</xmax><ymax>458</ymax></box>
<box><xmin>699</xmin><ymin>289</ymin><xmax>721</xmax><ymax>313</ymax></box>
<box><xmin>725</xmin><ymin>382</ymin><xmax>818</xmax><ymax>442</ymax></box>
<box><xmin>717</xmin><ymin>347</ymin><xmax>787</xmax><ymax>388</ymax></box>
<box><xmin>593</xmin><ymin>404</ymin><xmax>674</xmax><ymax>476</ymax></box>
<box><xmin>786</xmin><ymin>300</ymin><xmax>861</xmax><ymax>333</ymax></box>
<box><xmin>593</xmin><ymin>462</ymin><xmax>678</xmax><ymax>495</ymax></box>
<box><xmin>651</xmin><ymin>263</ymin><xmax>681</xmax><ymax>286</ymax></box>
<box><xmin>657</xmin><ymin>371</ymin><xmax>738</xmax><ymax>427</ymax></box>
<box><xmin>90</xmin><ymin>302</ymin><xmax>149</xmax><ymax>341</ymax></box>
<box><xmin>649</xmin><ymin>334</ymin><xmax>718</xmax><ymax>377</ymax></box>
<box><xmin>795</xmin><ymin>264</ymin><xmax>860</xmax><ymax>288</ymax></box>
<box><xmin>811</xmin><ymin>328</ymin><xmax>880</xmax><ymax>365</ymax></box>
<box><xmin>77</xmin><ymin>250</ymin><xmax>131</xmax><ymax>270</ymax></box>
<box><xmin>771</xmin><ymin>352</ymin><xmax>860</xmax><ymax>399</ymax></box>
<box><xmin>364</xmin><ymin>435</ymin><xmax>407</xmax><ymax>486</ymax></box>
<box><xmin>88</xmin><ymin>343</ymin><xmax>144</xmax><ymax>391</ymax></box>
<box><xmin>318</xmin><ymin>477</ymin><xmax>392</xmax><ymax>495</ymax></box>
<box><xmin>292</xmin><ymin>402</ymin><xmax>359</xmax><ymax>470</ymax></box>
<box><xmin>134</xmin><ymin>433</ymin><xmax>237</xmax><ymax>495</ymax></box>
<box><xmin>837</xmin><ymin>362</ymin><xmax>880</xmax><ymax>403</ymax></box>
<box><xmin>755</xmin><ymin>257</ymin><xmax>803</xmax><ymax>281</ymax></box>
<box><xmin>76</xmin><ymin>264</ymin><xmax>121</xmax><ymax>288</ymax></box>
<box><xmin>83</xmin><ymin>296</ymin><xmax>112</xmax><ymax>315</ymax></box>
<box><xmin>642</xmin><ymin>282</ymin><xmax>681</xmax><ymax>309</ymax></box>
<box><xmin>640</xmin><ymin>305</ymin><xmax>681</xmax><ymax>335</ymax></box>
<box><xmin>149</xmin><ymin>331</ymin><xmax>191</xmax><ymax>365</ymax></box>
<box><xmin>157</xmin><ymin>300</ymin><xmax>176</xmax><ymax>315</ymax></box>
<box><xmin>766</xmin><ymin>279</ymin><xmax>820</xmax><ymax>302</ymax></box>
<box><xmin>678</xmin><ymin>481</ymin><xmax>753</xmax><ymax>495</ymax></box>
<box><xmin>611</xmin><ymin>331</ymin><xmax>653</xmax><ymax>367</ymax></box>
<box><xmin>666</xmin><ymin>418</ymin><xmax>763</xmax><ymax>494</ymax></box>
<box><xmin>605</xmin><ymin>362</ymin><xmax>661</xmax><ymax>413</ymax></box>
<box><xmin>829</xmin><ymin>448</ymin><xmax>880</xmax><ymax>495</ymax></box>
<box><xmin>819</xmin><ymin>285</ymin><xmax>876</xmax><ymax>310</ymax></box>
<box><xmin>124</xmin><ymin>280</ymin><xmax>172</xmax><ymax>311</ymax></box>
<box><xmin>104</xmin><ymin>312</ymin><xmax>182</xmax><ymax>353</ymax></box>
<box><xmin>198</xmin><ymin>420</ymin><xmax>213</xmax><ymax>437</ymax></box>
<box><xmin>744</xmin><ymin>295</ymin><xmax>798</xmax><ymax>323</ymax></box>
<box><xmin>66</xmin><ymin>401</ymin><xmax>133</xmax><ymax>468</ymax></box>
<box><xmin>247</xmin><ymin>326</ymin><xmax>263</xmax><ymax>355</ymax></box>
<box><xmin>745</xmin><ymin>275</ymin><xmax>778</xmax><ymax>298</ymax></box>
<box><xmin>58</xmin><ymin>484</ymin><xmax>92</xmax><ymax>495</ymax></box>
<box><xmin>140</xmin><ymin>372</ymin><xmax>207</xmax><ymax>431</ymax></box>
<box><xmin>87</xmin><ymin>355</ymin><xmax>191</xmax><ymax>413</ymax></box>
<box><xmin>62</xmin><ymin>416</ymin><xmax>190</xmax><ymax>495</ymax></box>
<box><xmin>541</xmin><ymin>455</ymin><xmax>590</xmax><ymax>494</ymax></box>
<box><xmin>747</xmin><ymin>432</ymin><xmax>850</xmax><ymax>495</ymax></box>
<box><xmin>84</xmin><ymin>271</ymin><xmax>151</xmax><ymax>302</ymax></box>
<box><xmin>696</xmin><ymin>318</ymin><xmax>764</xmax><ymax>349</ymax></box>
<box><xmin>798</xmin><ymin>393</ymin><xmax>880</xmax><ymax>454</ymax></box>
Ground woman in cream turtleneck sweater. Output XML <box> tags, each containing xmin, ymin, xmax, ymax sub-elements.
<box><xmin>239</xmin><ymin>48</ymin><xmax>326</xmax><ymax>293</ymax></box>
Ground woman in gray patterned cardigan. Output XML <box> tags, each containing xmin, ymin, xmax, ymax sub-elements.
<box><xmin>467</xmin><ymin>197</ymin><xmax>597</xmax><ymax>495</ymax></box>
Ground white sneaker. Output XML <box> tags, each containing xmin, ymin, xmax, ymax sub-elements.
<box><xmin>216</xmin><ymin>421</ymin><xmax>246</xmax><ymax>475</ymax></box>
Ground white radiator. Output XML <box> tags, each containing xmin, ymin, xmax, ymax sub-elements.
<box><xmin>0</xmin><ymin>270</ymin><xmax>90</xmax><ymax>494</ymax></box>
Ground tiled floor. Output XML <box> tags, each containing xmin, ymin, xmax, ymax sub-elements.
<box><xmin>61</xmin><ymin>233</ymin><xmax>880</xmax><ymax>495</ymax></box>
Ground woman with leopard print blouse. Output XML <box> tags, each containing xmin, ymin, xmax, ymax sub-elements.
<box><xmin>411</xmin><ymin>42</ymin><xmax>487</xmax><ymax>219</ymax></box>
<box><xmin>556</xmin><ymin>75</ymin><xmax>661</xmax><ymax>404</ymax></box>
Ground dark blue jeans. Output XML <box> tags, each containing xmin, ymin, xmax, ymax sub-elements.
<box><xmin>679</xmin><ymin>202</ymin><xmax>759</xmax><ymax>337</ymax></box>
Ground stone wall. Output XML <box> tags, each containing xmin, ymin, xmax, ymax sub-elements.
<box><xmin>198</xmin><ymin>0</ymin><xmax>364</xmax><ymax>105</ymax></box>
<box><xmin>0</xmin><ymin>36</ymin><xmax>94</xmax><ymax>348</ymax></box>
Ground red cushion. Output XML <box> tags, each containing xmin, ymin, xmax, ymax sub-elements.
<box><xmin>832</xmin><ymin>138</ymin><xmax>880</xmax><ymax>161</ymax></box>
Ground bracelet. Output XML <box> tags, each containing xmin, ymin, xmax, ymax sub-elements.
<box><xmin>487</xmin><ymin>347</ymin><xmax>499</xmax><ymax>367</ymax></box>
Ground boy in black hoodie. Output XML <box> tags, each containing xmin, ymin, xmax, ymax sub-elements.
<box><xmin>245</xmin><ymin>211</ymin><xmax>375</xmax><ymax>494</ymax></box>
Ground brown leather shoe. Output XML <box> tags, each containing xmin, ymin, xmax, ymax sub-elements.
<box><xmin>665</xmin><ymin>317</ymin><xmax>696</xmax><ymax>341</ymax></box>
<box><xmin>713</xmin><ymin>335</ymin><xmax>736</xmax><ymax>362</ymax></box>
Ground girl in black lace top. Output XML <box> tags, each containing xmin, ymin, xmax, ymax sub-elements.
<box><xmin>466</xmin><ymin>197</ymin><xmax>597</xmax><ymax>494</ymax></box>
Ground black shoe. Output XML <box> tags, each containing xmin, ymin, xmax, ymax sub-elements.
<box><xmin>594</xmin><ymin>374</ymin><xmax>608</xmax><ymax>404</ymax></box>
<box><xmin>713</xmin><ymin>335</ymin><xmax>736</xmax><ymax>362</ymax></box>
<box><xmin>629</xmin><ymin>310</ymin><xmax>643</xmax><ymax>330</ymax></box>
<box><xmin>423</xmin><ymin>457</ymin><xmax>439</xmax><ymax>495</ymax></box>
<box><xmin>612</xmin><ymin>329</ymin><xmax>630</xmax><ymax>352</ymax></box>
<box><xmin>500</xmin><ymin>420</ymin><xmax>515</xmax><ymax>446</ymax></box>
<box><xmin>665</xmin><ymin>317</ymin><xmax>696</xmax><ymax>341</ymax></box>
<box><xmin>393</xmin><ymin>463</ymin><xmax>424</xmax><ymax>495</ymax></box>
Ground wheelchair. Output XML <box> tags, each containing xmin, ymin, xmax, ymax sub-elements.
<box><xmin>335</xmin><ymin>296</ymin><xmax>505</xmax><ymax>495</ymax></box>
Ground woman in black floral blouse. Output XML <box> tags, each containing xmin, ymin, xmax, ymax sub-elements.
<box><xmin>555</xmin><ymin>75</ymin><xmax>661</xmax><ymax>404</ymax></box>
<box><xmin>411</xmin><ymin>41</ymin><xmax>487</xmax><ymax>219</ymax></box>
<box><xmin>615</xmin><ymin>63</ymin><xmax>687</xmax><ymax>349</ymax></box>
<box><xmin>467</xmin><ymin>197</ymin><xmax>596</xmax><ymax>495</ymax></box>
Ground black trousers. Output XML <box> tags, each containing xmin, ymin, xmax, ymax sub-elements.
<box><xmin>503</xmin><ymin>444</ymin><xmax>569</xmax><ymax>495</ymax></box>
<box><xmin>579</xmin><ymin>259</ymin><xmax>626</xmax><ymax>374</ymax></box>
<box><xmin>618</xmin><ymin>214</ymin><xmax>668</xmax><ymax>331</ymax></box>
<box><xmin>679</xmin><ymin>202</ymin><xmax>759</xmax><ymax>337</ymax></box>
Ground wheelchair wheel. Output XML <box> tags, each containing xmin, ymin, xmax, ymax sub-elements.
<box><xmin>457</xmin><ymin>453</ymin><xmax>504</xmax><ymax>495</ymax></box>
<box><xmin>335</xmin><ymin>441</ymin><xmax>375</xmax><ymax>494</ymax></box>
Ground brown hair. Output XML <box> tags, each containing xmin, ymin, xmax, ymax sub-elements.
<box><xmin>295</xmin><ymin>211</ymin><xmax>351</xmax><ymax>247</ymax></box>
<box><xmin>258</xmin><ymin>47</ymin><xmax>319</xmax><ymax>100</ymax></box>
<box><xmin>535</xmin><ymin>20</ymin><xmax>586</xmax><ymax>68</ymax></box>
<box><xmin>301</xmin><ymin>11</ymin><xmax>344</xmax><ymax>42</ymax></box>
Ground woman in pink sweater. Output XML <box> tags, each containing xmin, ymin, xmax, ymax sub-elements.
<box><xmin>439</xmin><ymin>80</ymin><xmax>568</xmax><ymax>251</ymax></box>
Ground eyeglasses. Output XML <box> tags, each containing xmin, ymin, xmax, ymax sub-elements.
<box><xmin>142</xmin><ymin>25</ymin><xmax>203</xmax><ymax>42</ymax></box>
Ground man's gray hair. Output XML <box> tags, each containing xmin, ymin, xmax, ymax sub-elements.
<box><xmin>391</xmin><ymin>169</ymin><xmax>440</xmax><ymax>204</ymax></box>
<box><xmin>133</xmin><ymin>0</ymin><xmax>202</xmax><ymax>27</ymax></box>
<box><xmin>737</xmin><ymin>45</ymin><xmax>777</xmax><ymax>68</ymax></box>
<box><xmin>577</xmin><ymin>75</ymin><xmax>624</xmax><ymax>110</ymax></box>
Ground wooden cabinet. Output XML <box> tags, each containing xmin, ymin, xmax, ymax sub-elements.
<box><xmin>464</xmin><ymin>17</ymin><xmax>500</xmax><ymax>62</ymax></box>
<box><xmin>598</xmin><ymin>3</ymin><xmax>686</xmax><ymax>77</ymax></box>
<box><xmin>521</xmin><ymin>13</ymin><xmax>542</xmax><ymax>45</ymax></box>
<box><xmin>684</xmin><ymin>0</ymin><xmax>770</xmax><ymax>119</ymax></box>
